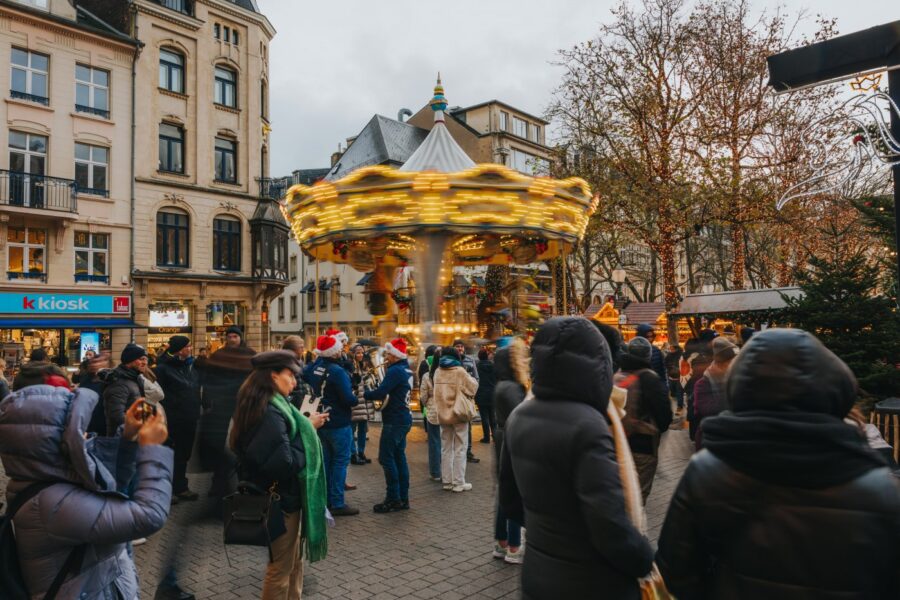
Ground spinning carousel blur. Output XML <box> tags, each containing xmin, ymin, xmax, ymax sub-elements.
<box><xmin>282</xmin><ymin>78</ymin><xmax>598</xmax><ymax>348</ymax></box>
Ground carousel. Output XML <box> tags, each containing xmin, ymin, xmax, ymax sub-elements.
<box><xmin>282</xmin><ymin>78</ymin><xmax>598</xmax><ymax>346</ymax></box>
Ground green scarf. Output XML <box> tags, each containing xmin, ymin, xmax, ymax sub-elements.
<box><xmin>269</xmin><ymin>393</ymin><xmax>328</xmax><ymax>563</ymax></box>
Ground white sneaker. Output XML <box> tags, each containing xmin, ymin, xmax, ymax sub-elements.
<box><xmin>132</xmin><ymin>538</ymin><xmax>147</xmax><ymax>546</ymax></box>
<box><xmin>504</xmin><ymin>545</ymin><xmax>524</xmax><ymax>564</ymax></box>
<box><xmin>431</xmin><ymin>476</ymin><xmax>442</xmax><ymax>482</ymax></box>
<box><xmin>442</xmin><ymin>483</ymin><xmax>453</xmax><ymax>491</ymax></box>
<box><xmin>492</xmin><ymin>542</ymin><xmax>507</xmax><ymax>559</ymax></box>
<box><xmin>452</xmin><ymin>483</ymin><xmax>473</xmax><ymax>493</ymax></box>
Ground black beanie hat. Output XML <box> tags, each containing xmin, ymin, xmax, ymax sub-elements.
<box><xmin>251</xmin><ymin>350</ymin><xmax>301</xmax><ymax>375</ymax></box>
<box><xmin>226</xmin><ymin>325</ymin><xmax>243</xmax><ymax>338</ymax></box>
<box><xmin>168</xmin><ymin>335</ymin><xmax>190</xmax><ymax>353</ymax></box>
<box><xmin>121</xmin><ymin>343</ymin><xmax>147</xmax><ymax>365</ymax></box>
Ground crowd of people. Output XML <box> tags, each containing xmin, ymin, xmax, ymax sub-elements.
<box><xmin>2</xmin><ymin>316</ymin><xmax>899</xmax><ymax>599</ymax></box>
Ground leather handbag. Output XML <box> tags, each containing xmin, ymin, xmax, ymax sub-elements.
<box><xmin>452</xmin><ymin>391</ymin><xmax>479</xmax><ymax>423</ymax></box>
<box><xmin>223</xmin><ymin>481</ymin><xmax>286</xmax><ymax>563</ymax></box>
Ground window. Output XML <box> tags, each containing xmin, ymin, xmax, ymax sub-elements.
<box><xmin>156</xmin><ymin>209</ymin><xmax>189</xmax><ymax>267</ymax></box>
<box><xmin>232</xmin><ymin>30</ymin><xmax>239</xmax><ymax>45</ymax></box>
<box><xmin>74</xmin><ymin>231</ymin><xmax>109</xmax><ymax>283</ymax></box>
<box><xmin>224</xmin><ymin>26</ymin><xmax>230</xmax><ymax>42</ymax></box>
<box><xmin>158</xmin><ymin>48</ymin><xmax>184</xmax><ymax>93</ymax></box>
<box><xmin>74</xmin><ymin>143</ymin><xmax>108</xmax><ymax>196</ymax></box>
<box><xmin>10</xmin><ymin>48</ymin><xmax>48</xmax><ymax>105</ymax></box>
<box><xmin>8</xmin><ymin>131</ymin><xmax>47</xmax><ymax>207</ymax></box>
<box><xmin>332</xmin><ymin>281</ymin><xmax>341</xmax><ymax>309</ymax></box>
<box><xmin>290</xmin><ymin>295</ymin><xmax>298</xmax><ymax>321</ymax></box>
<box><xmin>532</xmin><ymin>125</ymin><xmax>541</xmax><ymax>143</ymax></box>
<box><xmin>513</xmin><ymin>116</ymin><xmax>527</xmax><ymax>138</ymax></box>
<box><xmin>155</xmin><ymin>0</ymin><xmax>192</xmax><ymax>16</ymax></box>
<box><xmin>158</xmin><ymin>123</ymin><xmax>184</xmax><ymax>173</ymax></box>
<box><xmin>500</xmin><ymin>111</ymin><xmax>509</xmax><ymax>131</ymax></box>
<box><xmin>277</xmin><ymin>297</ymin><xmax>285</xmax><ymax>322</ymax></box>
<box><xmin>214</xmin><ymin>23</ymin><xmax>221</xmax><ymax>39</ymax></box>
<box><xmin>214</xmin><ymin>66</ymin><xmax>236</xmax><ymax>107</ymax></box>
<box><xmin>510</xmin><ymin>148</ymin><xmax>550</xmax><ymax>176</ymax></box>
<box><xmin>289</xmin><ymin>255</ymin><xmax>297</xmax><ymax>281</ymax></box>
<box><xmin>214</xmin><ymin>137</ymin><xmax>236</xmax><ymax>182</ymax></box>
<box><xmin>13</xmin><ymin>0</ymin><xmax>48</xmax><ymax>9</ymax></box>
<box><xmin>261</xmin><ymin>80</ymin><xmax>268</xmax><ymax>119</ymax></box>
<box><xmin>7</xmin><ymin>227</ymin><xmax>46</xmax><ymax>281</ymax></box>
<box><xmin>318</xmin><ymin>286</ymin><xmax>328</xmax><ymax>311</ymax></box>
<box><xmin>75</xmin><ymin>65</ymin><xmax>109</xmax><ymax>118</ymax></box>
<box><xmin>213</xmin><ymin>215</ymin><xmax>240</xmax><ymax>271</ymax></box>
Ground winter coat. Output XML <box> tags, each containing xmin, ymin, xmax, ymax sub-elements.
<box><xmin>474</xmin><ymin>359</ymin><xmax>496</xmax><ymax>407</ymax></box>
<box><xmin>419</xmin><ymin>371</ymin><xmax>439</xmax><ymax>425</ymax></box>
<box><xmin>195</xmin><ymin>346</ymin><xmax>255</xmax><ymax>471</ymax></box>
<box><xmin>460</xmin><ymin>354</ymin><xmax>479</xmax><ymax>381</ymax></box>
<box><xmin>155</xmin><ymin>354</ymin><xmax>201</xmax><ymax>421</ymax></box>
<box><xmin>433</xmin><ymin>360</ymin><xmax>478</xmax><ymax>426</ymax></box>
<box><xmin>0</xmin><ymin>377</ymin><xmax>9</xmax><ymax>400</ymax></box>
<box><xmin>615</xmin><ymin>354</ymin><xmax>666</xmax><ymax>456</ymax></box>
<box><xmin>102</xmin><ymin>365</ymin><xmax>144</xmax><ymax>437</ymax></box>
<box><xmin>304</xmin><ymin>357</ymin><xmax>358</xmax><ymax>429</ymax></box>
<box><xmin>12</xmin><ymin>360</ymin><xmax>67</xmax><ymax>391</ymax></box>
<box><xmin>691</xmin><ymin>364</ymin><xmax>728</xmax><ymax>450</ymax></box>
<box><xmin>492</xmin><ymin>339</ymin><xmax>529</xmax><ymax>475</ymax></box>
<box><xmin>233</xmin><ymin>400</ymin><xmax>307</xmax><ymax>513</ymax></box>
<box><xmin>79</xmin><ymin>373</ymin><xmax>108</xmax><ymax>436</ymax></box>
<box><xmin>634</xmin><ymin>325</ymin><xmax>667</xmax><ymax>382</ymax></box>
<box><xmin>500</xmin><ymin>317</ymin><xmax>653</xmax><ymax>600</ymax></box>
<box><xmin>364</xmin><ymin>359</ymin><xmax>413</xmax><ymax>426</ymax></box>
<box><xmin>657</xmin><ymin>328</ymin><xmax>900</xmax><ymax>600</ymax></box>
<box><xmin>0</xmin><ymin>385</ymin><xmax>173</xmax><ymax>600</ymax></box>
<box><xmin>664</xmin><ymin>347</ymin><xmax>683</xmax><ymax>380</ymax></box>
<box><xmin>350</xmin><ymin>357</ymin><xmax>373</xmax><ymax>422</ymax></box>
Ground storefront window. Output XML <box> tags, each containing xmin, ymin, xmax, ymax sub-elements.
<box><xmin>148</xmin><ymin>302</ymin><xmax>192</xmax><ymax>355</ymax></box>
<box><xmin>205</xmin><ymin>301</ymin><xmax>246</xmax><ymax>353</ymax></box>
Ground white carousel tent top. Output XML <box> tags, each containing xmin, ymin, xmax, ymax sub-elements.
<box><xmin>399</xmin><ymin>76</ymin><xmax>476</xmax><ymax>173</ymax></box>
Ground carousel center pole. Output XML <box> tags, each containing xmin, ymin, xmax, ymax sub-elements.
<box><xmin>331</xmin><ymin>261</ymin><xmax>337</xmax><ymax>329</ymax></box>
<box><xmin>315</xmin><ymin>258</ymin><xmax>320</xmax><ymax>337</ymax></box>
<box><xmin>562</xmin><ymin>246</ymin><xmax>568</xmax><ymax>316</ymax></box>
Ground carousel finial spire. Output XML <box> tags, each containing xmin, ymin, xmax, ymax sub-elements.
<box><xmin>430</xmin><ymin>74</ymin><xmax>448</xmax><ymax>123</ymax></box>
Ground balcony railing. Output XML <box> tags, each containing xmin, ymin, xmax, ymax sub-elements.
<box><xmin>75</xmin><ymin>273</ymin><xmax>109</xmax><ymax>284</ymax></box>
<box><xmin>8</xmin><ymin>271</ymin><xmax>47</xmax><ymax>282</ymax></box>
<box><xmin>153</xmin><ymin>0</ymin><xmax>193</xmax><ymax>16</ymax></box>
<box><xmin>0</xmin><ymin>169</ymin><xmax>77</xmax><ymax>213</ymax></box>
<box><xmin>75</xmin><ymin>104</ymin><xmax>110</xmax><ymax>119</ymax></box>
<box><xmin>10</xmin><ymin>90</ymin><xmax>49</xmax><ymax>106</ymax></box>
<box><xmin>257</xmin><ymin>177</ymin><xmax>290</xmax><ymax>200</ymax></box>
<box><xmin>76</xmin><ymin>186</ymin><xmax>109</xmax><ymax>198</ymax></box>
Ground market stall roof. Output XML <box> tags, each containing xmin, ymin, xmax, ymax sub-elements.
<box><xmin>623</xmin><ymin>302</ymin><xmax>666</xmax><ymax>325</ymax></box>
<box><xmin>674</xmin><ymin>287</ymin><xmax>802</xmax><ymax>315</ymax></box>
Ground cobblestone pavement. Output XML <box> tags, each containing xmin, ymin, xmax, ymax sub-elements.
<box><xmin>0</xmin><ymin>421</ymin><xmax>693</xmax><ymax>600</ymax></box>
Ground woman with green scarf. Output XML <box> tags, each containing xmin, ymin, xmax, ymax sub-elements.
<box><xmin>229</xmin><ymin>350</ymin><xmax>329</xmax><ymax>600</ymax></box>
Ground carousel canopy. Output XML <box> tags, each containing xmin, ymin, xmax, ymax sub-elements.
<box><xmin>282</xmin><ymin>78</ymin><xmax>597</xmax><ymax>269</ymax></box>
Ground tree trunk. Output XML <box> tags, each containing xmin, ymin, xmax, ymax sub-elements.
<box><xmin>731</xmin><ymin>224</ymin><xmax>746</xmax><ymax>290</ymax></box>
<box><xmin>660</xmin><ymin>231</ymin><xmax>680</xmax><ymax>344</ymax></box>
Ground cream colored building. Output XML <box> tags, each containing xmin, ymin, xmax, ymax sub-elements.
<box><xmin>126</xmin><ymin>0</ymin><xmax>285</xmax><ymax>354</ymax></box>
<box><xmin>0</xmin><ymin>0</ymin><xmax>138</xmax><ymax>371</ymax></box>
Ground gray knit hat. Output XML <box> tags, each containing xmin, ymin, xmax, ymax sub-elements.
<box><xmin>626</xmin><ymin>336</ymin><xmax>653</xmax><ymax>362</ymax></box>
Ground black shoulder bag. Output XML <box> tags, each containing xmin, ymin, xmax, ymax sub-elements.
<box><xmin>0</xmin><ymin>482</ymin><xmax>86</xmax><ymax>600</ymax></box>
<box><xmin>222</xmin><ymin>481</ymin><xmax>285</xmax><ymax>564</ymax></box>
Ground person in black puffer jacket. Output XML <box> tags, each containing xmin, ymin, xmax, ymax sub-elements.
<box><xmin>657</xmin><ymin>328</ymin><xmax>900</xmax><ymax>600</ymax></box>
<box><xmin>491</xmin><ymin>337</ymin><xmax>530</xmax><ymax>565</ymax></box>
<box><xmin>475</xmin><ymin>349</ymin><xmax>497</xmax><ymax>444</ymax></box>
<box><xmin>500</xmin><ymin>317</ymin><xmax>653</xmax><ymax>600</ymax></box>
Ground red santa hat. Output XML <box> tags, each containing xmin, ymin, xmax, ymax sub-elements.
<box><xmin>384</xmin><ymin>338</ymin><xmax>408</xmax><ymax>360</ymax></box>
<box><xmin>315</xmin><ymin>334</ymin><xmax>342</xmax><ymax>359</ymax></box>
<box><xmin>325</xmin><ymin>327</ymin><xmax>349</xmax><ymax>346</ymax></box>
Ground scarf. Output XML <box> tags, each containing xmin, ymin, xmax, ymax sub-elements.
<box><xmin>703</xmin><ymin>410</ymin><xmax>887</xmax><ymax>489</ymax></box>
<box><xmin>606</xmin><ymin>387</ymin><xmax>647</xmax><ymax>534</ymax></box>
<box><xmin>269</xmin><ymin>393</ymin><xmax>328</xmax><ymax>562</ymax></box>
<box><xmin>439</xmin><ymin>356</ymin><xmax>462</xmax><ymax>369</ymax></box>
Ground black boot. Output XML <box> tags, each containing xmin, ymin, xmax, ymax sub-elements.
<box><xmin>350</xmin><ymin>453</ymin><xmax>361</xmax><ymax>465</ymax></box>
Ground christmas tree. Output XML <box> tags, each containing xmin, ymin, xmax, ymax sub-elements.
<box><xmin>783</xmin><ymin>252</ymin><xmax>900</xmax><ymax>399</ymax></box>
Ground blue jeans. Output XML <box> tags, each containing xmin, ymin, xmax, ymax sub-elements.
<box><xmin>425</xmin><ymin>421</ymin><xmax>441</xmax><ymax>478</ymax></box>
<box><xmin>319</xmin><ymin>425</ymin><xmax>352</xmax><ymax>508</ymax></box>
<box><xmin>495</xmin><ymin>503</ymin><xmax>522</xmax><ymax>547</ymax></box>
<box><xmin>351</xmin><ymin>420</ymin><xmax>368</xmax><ymax>456</ymax></box>
<box><xmin>669</xmin><ymin>379</ymin><xmax>685</xmax><ymax>409</ymax></box>
<box><xmin>379</xmin><ymin>422</ymin><xmax>411</xmax><ymax>502</ymax></box>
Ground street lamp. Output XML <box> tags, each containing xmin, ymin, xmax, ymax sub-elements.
<box><xmin>611</xmin><ymin>266</ymin><xmax>626</xmax><ymax>296</ymax></box>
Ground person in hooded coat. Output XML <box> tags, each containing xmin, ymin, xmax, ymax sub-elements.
<box><xmin>499</xmin><ymin>317</ymin><xmax>654</xmax><ymax>600</ymax></box>
<box><xmin>657</xmin><ymin>328</ymin><xmax>900</xmax><ymax>600</ymax></box>
<box><xmin>0</xmin><ymin>385</ymin><xmax>172</xmax><ymax>599</ymax></box>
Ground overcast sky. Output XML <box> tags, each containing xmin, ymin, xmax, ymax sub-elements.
<box><xmin>258</xmin><ymin>0</ymin><xmax>897</xmax><ymax>177</ymax></box>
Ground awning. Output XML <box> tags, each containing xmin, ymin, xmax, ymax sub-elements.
<box><xmin>300</xmin><ymin>281</ymin><xmax>315</xmax><ymax>293</ymax></box>
<box><xmin>0</xmin><ymin>318</ymin><xmax>143</xmax><ymax>329</ymax></box>
<box><xmin>356</xmin><ymin>272</ymin><xmax>373</xmax><ymax>286</ymax></box>
<box><xmin>675</xmin><ymin>287</ymin><xmax>802</xmax><ymax>315</ymax></box>
<box><xmin>318</xmin><ymin>279</ymin><xmax>332</xmax><ymax>290</ymax></box>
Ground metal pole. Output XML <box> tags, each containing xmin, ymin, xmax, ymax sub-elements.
<box><xmin>890</xmin><ymin>68</ymin><xmax>900</xmax><ymax>298</ymax></box>
<box><xmin>562</xmin><ymin>247</ymin><xmax>568</xmax><ymax>315</ymax></box>
<box><xmin>315</xmin><ymin>259</ymin><xmax>320</xmax><ymax>337</ymax></box>
<box><xmin>331</xmin><ymin>261</ymin><xmax>337</xmax><ymax>329</ymax></box>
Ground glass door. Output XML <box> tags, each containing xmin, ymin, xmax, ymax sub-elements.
<box><xmin>8</xmin><ymin>131</ymin><xmax>47</xmax><ymax>207</ymax></box>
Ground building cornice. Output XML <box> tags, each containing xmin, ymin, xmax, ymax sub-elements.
<box><xmin>133</xmin><ymin>0</ymin><xmax>203</xmax><ymax>32</ymax></box>
<box><xmin>135</xmin><ymin>176</ymin><xmax>258</xmax><ymax>202</ymax></box>
<box><xmin>0</xmin><ymin>1</ymin><xmax>138</xmax><ymax>51</ymax></box>
<box><xmin>201</xmin><ymin>0</ymin><xmax>275</xmax><ymax>38</ymax></box>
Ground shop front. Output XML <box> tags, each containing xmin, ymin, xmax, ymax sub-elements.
<box><xmin>147</xmin><ymin>301</ymin><xmax>193</xmax><ymax>355</ymax></box>
<box><xmin>204</xmin><ymin>301</ymin><xmax>247</xmax><ymax>353</ymax></box>
<box><xmin>0</xmin><ymin>291</ymin><xmax>136</xmax><ymax>375</ymax></box>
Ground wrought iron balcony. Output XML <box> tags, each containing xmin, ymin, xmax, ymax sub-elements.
<box><xmin>75</xmin><ymin>104</ymin><xmax>110</xmax><ymax>119</ymax></box>
<box><xmin>75</xmin><ymin>273</ymin><xmax>109</xmax><ymax>284</ymax></box>
<box><xmin>10</xmin><ymin>90</ymin><xmax>49</xmax><ymax>106</ymax></box>
<box><xmin>153</xmin><ymin>0</ymin><xmax>193</xmax><ymax>16</ymax></box>
<box><xmin>0</xmin><ymin>169</ymin><xmax>77</xmax><ymax>213</ymax></box>
<box><xmin>257</xmin><ymin>177</ymin><xmax>290</xmax><ymax>200</ymax></box>
<box><xmin>8</xmin><ymin>271</ymin><xmax>47</xmax><ymax>282</ymax></box>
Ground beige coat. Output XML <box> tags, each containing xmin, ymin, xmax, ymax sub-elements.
<box><xmin>433</xmin><ymin>365</ymin><xmax>478</xmax><ymax>425</ymax></box>
<box><xmin>420</xmin><ymin>371</ymin><xmax>439</xmax><ymax>425</ymax></box>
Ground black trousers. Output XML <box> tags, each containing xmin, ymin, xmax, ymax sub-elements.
<box><xmin>477</xmin><ymin>403</ymin><xmax>496</xmax><ymax>442</ymax></box>
<box><xmin>167</xmin><ymin>418</ymin><xmax>197</xmax><ymax>494</ymax></box>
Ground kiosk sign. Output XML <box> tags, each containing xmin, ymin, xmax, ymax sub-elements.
<box><xmin>0</xmin><ymin>293</ymin><xmax>131</xmax><ymax>315</ymax></box>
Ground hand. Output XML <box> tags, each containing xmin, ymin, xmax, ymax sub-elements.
<box><xmin>123</xmin><ymin>399</ymin><xmax>146</xmax><ymax>441</ymax></box>
<box><xmin>308</xmin><ymin>411</ymin><xmax>329</xmax><ymax>430</ymax></box>
<box><xmin>138</xmin><ymin>407</ymin><xmax>168</xmax><ymax>446</ymax></box>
